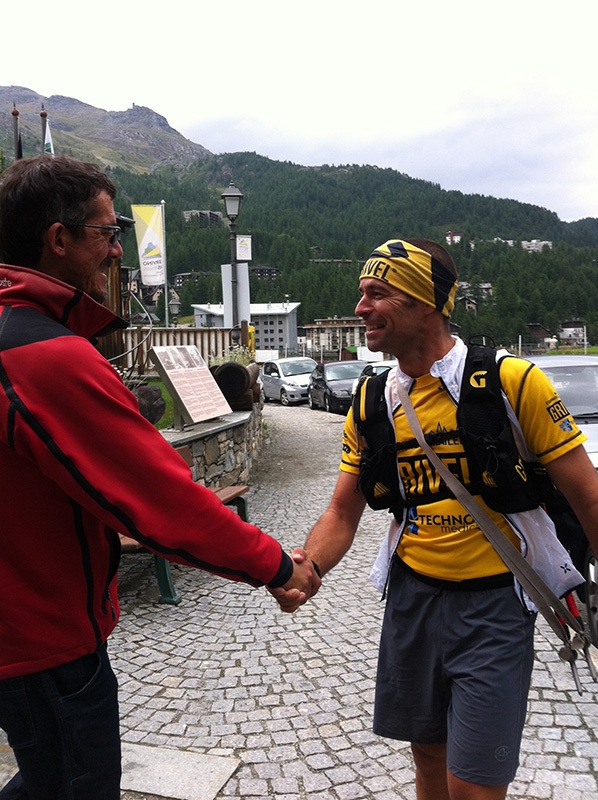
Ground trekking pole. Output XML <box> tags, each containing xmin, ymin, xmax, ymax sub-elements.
<box><xmin>564</xmin><ymin>592</ymin><xmax>598</xmax><ymax>683</ymax></box>
<box><xmin>556</xmin><ymin>614</ymin><xmax>582</xmax><ymax>694</ymax></box>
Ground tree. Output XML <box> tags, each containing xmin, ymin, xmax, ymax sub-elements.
<box><xmin>106</xmin><ymin>158</ymin><xmax>598</xmax><ymax>334</ymax></box>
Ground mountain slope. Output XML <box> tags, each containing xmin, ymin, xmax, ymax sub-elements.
<box><xmin>0</xmin><ymin>86</ymin><xmax>211</xmax><ymax>172</ymax></box>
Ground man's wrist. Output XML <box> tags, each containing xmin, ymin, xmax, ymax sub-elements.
<box><xmin>267</xmin><ymin>550</ymin><xmax>293</xmax><ymax>589</ymax></box>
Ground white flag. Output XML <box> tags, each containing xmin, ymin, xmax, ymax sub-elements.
<box><xmin>44</xmin><ymin>121</ymin><xmax>54</xmax><ymax>156</ymax></box>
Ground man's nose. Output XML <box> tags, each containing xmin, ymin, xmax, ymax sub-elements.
<box><xmin>355</xmin><ymin>296</ymin><xmax>369</xmax><ymax>316</ymax></box>
<box><xmin>111</xmin><ymin>241</ymin><xmax>124</xmax><ymax>258</ymax></box>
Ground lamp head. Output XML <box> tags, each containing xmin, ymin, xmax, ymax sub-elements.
<box><xmin>221</xmin><ymin>181</ymin><xmax>243</xmax><ymax>220</ymax></box>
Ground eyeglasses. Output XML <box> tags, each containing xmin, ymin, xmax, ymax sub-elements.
<box><xmin>73</xmin><ymin>224</ymin><xmax>122</xmax><ymax>246</ymax></box>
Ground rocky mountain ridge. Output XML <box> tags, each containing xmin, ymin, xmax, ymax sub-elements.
<box><xmin>0</xmin><ymin>86</ymin><xmax>211</xmax><ymax>172</ymax></box>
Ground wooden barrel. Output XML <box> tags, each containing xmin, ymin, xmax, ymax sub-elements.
<box><xmin>214</xmin><ymin>363</ymin><xmax>251</xmax><ymax>399</ymax></box>
<box><xmin>246</xmin><ymin>361</ymin><xmax>260</xmax><ymax>388</ymax></box>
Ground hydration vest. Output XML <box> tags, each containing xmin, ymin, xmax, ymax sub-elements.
<box><xmin>352</xmin><ymin>345</ymin><xmax>547</xmax><ymax>519</ymax></box>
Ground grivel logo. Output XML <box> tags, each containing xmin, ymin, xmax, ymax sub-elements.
<box><xmin>469</xmin><ymin>370</ymin><xmax>487</xmax><ymax>388</ymax></box>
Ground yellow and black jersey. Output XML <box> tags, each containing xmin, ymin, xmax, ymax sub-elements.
<box><xmin>341</xmin><ymin>355</ymin><xmax>586</xmax><ymax>582</ymax></box>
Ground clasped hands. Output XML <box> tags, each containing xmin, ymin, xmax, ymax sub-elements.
<box><xmin>269</xmin><ymin>548</ymin><xmax>321</xmax><ymax>612</ymax></box>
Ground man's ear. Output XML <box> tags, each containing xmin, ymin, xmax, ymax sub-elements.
<box><xmin>44</xmin><ymin>222</ymin><xmax>69</xmax><ymax>256</ymax></box>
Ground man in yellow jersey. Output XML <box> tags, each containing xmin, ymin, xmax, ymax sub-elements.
<box><xmin>275</xmin><ymin>238</ymin><xmax>598</xmax><ymax>800</ymax></box>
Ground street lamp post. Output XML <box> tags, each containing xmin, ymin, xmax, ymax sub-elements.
<box><xmin>168</xmin><ymin>295</ymin><xmax>181</xmax><ymax>327</ymax></box>
<box><xmin>221</xmin><ymin>181</ymin><xmax>244</xmax><ymax>344</ymax></box>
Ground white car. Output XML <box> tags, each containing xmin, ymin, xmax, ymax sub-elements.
<box><xmin>260</xmin><ymin>357</ymin><xmax>317</xmax><ymax>405</ymax></box>
<box><xmin>351</xmin><ymin>360</ymin><xmax>398</xmax><ymax>394</ymax></box>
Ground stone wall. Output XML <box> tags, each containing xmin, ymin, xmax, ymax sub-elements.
<box><xmin>161</xmin><ymin>404</ymin><xmax>264</xmax><ymax>490</ymax></box>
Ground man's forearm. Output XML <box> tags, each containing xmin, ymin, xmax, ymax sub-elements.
<box><xmin>269</xmin><ymin>471</ymin><xmax>366</xmax><ymax>611</ymax></box>
<box><xmin>547</xmin><ymin>446</ymin><xmax>598</xmax><ymax>555</ymax></box>
<box><xmin>304</xmin><ymin>471</ymin><xmax>366</xmax><ymax>576</ymax></box>
<box><xmin>304</xmin><ymin>509</ymin><xmax>356</xmax><ymax>576</ymax></box>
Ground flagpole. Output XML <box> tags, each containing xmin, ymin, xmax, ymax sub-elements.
<box><xmin>41</xmin><ymin>105</ymin><xmax>54</xmax><ymax>156</ymax></box>
<box><xmin>12</xmin><ymin>105</ymin><xmax>19</xmax><ymax>160</ymax></box>
<box><xmin>40</xmin><ymin>104</ymin><xmax>47</xmax><ymax>152</ymax></box>
<box><xmin>161</xmin><ymin>200</ymin><xmax>169</xmax><ymax>328</ymax></box>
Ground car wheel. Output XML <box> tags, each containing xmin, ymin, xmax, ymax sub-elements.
<box><xmin>584</xmin><ymin>546</ymin><xmax>598</xmax><ymax>647</ymax></box>
<box><xmin>324</xmin><ymin>395</ymin><xmax>333</xmax><ymax>413</ymax></box>
<box><xmin>308</xmin><ymin>391</ymin><xmax>317</xmax><ymax>409</ymax></box>
<box><xmin>261</xmin><ymin>387</ymin><xmax>268</xmax><ymax>403</ymax></box>
<box><xmin>280</xmin><ymin>390</ymin><xmax>290</xmax><ymax>406</ymax></box>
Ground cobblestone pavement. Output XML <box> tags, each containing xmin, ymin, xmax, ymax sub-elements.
<box><xmin>3</xmin><ymin>402</ymin><xmax>597</xmax><ymax>798</ymax></box>
<box><xmin>113</xmin><ymin>401</ymin><xmax>598</xmax><ymax>800</ymax></box>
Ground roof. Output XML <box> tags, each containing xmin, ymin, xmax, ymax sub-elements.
<box><xmin>192</xmin><ymin>302</ymin><xmax>301</xmax><ymax>315</ymax></box>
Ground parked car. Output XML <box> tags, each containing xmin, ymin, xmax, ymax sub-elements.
<box><xmin>351</xmin><ymin>360</ymin><xmax>398</xmax><ymax>393</ymax></box>
<box><xmin>308</xmin><ymin>360</ymin><xmax>369</xmax><ymax>414</ymax></box>
<box><xmin>260</xmin><ymin>357</ymin><xmax>317</xmax><ymax>405</ymax></box>
<box><xmin>529</xmin><ymin>355</ymin><xmax>598</xmax><ymax>646</ymax></box>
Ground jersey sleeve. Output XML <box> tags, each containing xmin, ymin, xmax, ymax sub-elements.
<box><xmin>499</xmin><ymin>356</ymin><xmax>586</xmax><ymax>464</ymax></box>
<box><xmin>339</xmin><ymin>406</ymin><xmax>362</xmax><ymax>475</ymax></box>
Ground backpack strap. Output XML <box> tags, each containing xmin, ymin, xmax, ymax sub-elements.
<box><xmin>352</xmin><ymin>371</ymin><xmax>391</xmax><ymax>451</ymax></box>
<box><xmin>352</xmin><ymin>373</ymin><xmax>406</xmax><ymax>516</ymax></box>
<box><xmin>458</xmin><ymin>345</ymin><xmax>541</xmax><ymax>513</ymax></box>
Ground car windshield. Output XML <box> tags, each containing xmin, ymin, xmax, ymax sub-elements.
<box><xmin>326</xmin><ymin>363</ymin><xmax>367</xmax><ymax>381</ymax></box>
<box><xmin>280</xmin><ymin>360</ymin><xmax>316</xmax><ymax>377</ymax></box>
<box><xmin>540</xmin><ymin>364</ymin><xmax>598</xmax><ymax>416</ymax></box>
<box><xmin>373</xmin><ymin>362</ymin><xmax>397</xmax><ymax>375</ymax></box>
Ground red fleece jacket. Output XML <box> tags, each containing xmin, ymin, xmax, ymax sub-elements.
<box><xmin>0</xmin><ymin>265</ymin><xmax>290</xmax><ymax>679</ymax></box>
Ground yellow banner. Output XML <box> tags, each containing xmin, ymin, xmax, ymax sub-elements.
<box><xmin>131</xmin><ymin>204</ymin><xmax>166</xmax><ymax>285</ymax></box>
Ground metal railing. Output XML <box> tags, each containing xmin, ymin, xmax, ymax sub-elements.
<box><xmin>113</xmin><ymin>327</ymin><xmax>233</xmax><ymax>376</ymax></box>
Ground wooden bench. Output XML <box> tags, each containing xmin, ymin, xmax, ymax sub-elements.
<box><xmin>119</xmin><ymin>445</ymin><xmax>249</xmax><ymax>604</ymax></box>
<box><xmin>211</xmin><ymin>484</ymin><xmax>248</xmax><ymax>522</ymax></box>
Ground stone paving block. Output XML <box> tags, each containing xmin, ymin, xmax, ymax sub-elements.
<box><xmin>121</xmin><ymin>743</ymin><xmax>239</xmax><ymax>800</ymax></box>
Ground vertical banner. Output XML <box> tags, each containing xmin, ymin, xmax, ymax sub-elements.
<box><xmin>131</xmin><ymin>205</ymin><xmax>167</xmax><ymax>285</ymax></box>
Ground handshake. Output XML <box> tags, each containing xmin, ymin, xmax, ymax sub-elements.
<box><xmin>269</xmin><ymin>548</ymin><xmax>322</xmax><ymax>613</ymax></box>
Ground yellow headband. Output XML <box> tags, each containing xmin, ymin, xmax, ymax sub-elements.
<box><xmin>360</xmin><ymin>239</ymin><xmax>458</xmax><ymax>317</ymax></box>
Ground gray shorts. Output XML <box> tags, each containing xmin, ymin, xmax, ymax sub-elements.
<box><xmin>373</xmin><ymin>558</ymin><xmax>536</xmax><ymax>786</ymax></box>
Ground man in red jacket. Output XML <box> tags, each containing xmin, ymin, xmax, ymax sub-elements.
<box><xmin>0</xmin><ymin>155</ymin><xmax>318</xmax><ymax>800</ymax></box>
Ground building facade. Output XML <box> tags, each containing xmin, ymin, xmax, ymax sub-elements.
<box><xmin>192</xmin><ymin>301</ymin><xmax>300</xmax><ymax>353</ymax></box>
<box><xmin>303</xmin><ymin>316</ymin><xmax>367</xmax><ymax>357</ymax></box>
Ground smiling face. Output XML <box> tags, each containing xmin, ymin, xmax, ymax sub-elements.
<box><xmin>355</xmin><ymin>277</ymin><xmax>427</xmax><ymax>358</ymax></box>
<box><xmin>53</xmin><ymin>191</ymin><xmax>123</xmax><ymax>303</ymax></box>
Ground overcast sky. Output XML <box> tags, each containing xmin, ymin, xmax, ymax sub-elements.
<box><xmin>4</xmin><ymin>0</ymin><xmax>597</xmax><ymax>222</ymax></box>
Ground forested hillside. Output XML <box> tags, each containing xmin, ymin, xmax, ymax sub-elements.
<box><xmin>108</xmin><ymin>152</ymin><xmax>598</xmax><ymax>345</ymax></box>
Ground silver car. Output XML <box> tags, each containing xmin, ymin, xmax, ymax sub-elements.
<box><xmin>529</xmin><ymin>354</ymin><xmax>598</xmax><ymax>646</ymax></box>
<box><xmin>260</xmin><ymin>357</ymin><xmax>317</xmax><ymax>405</ymax></box>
